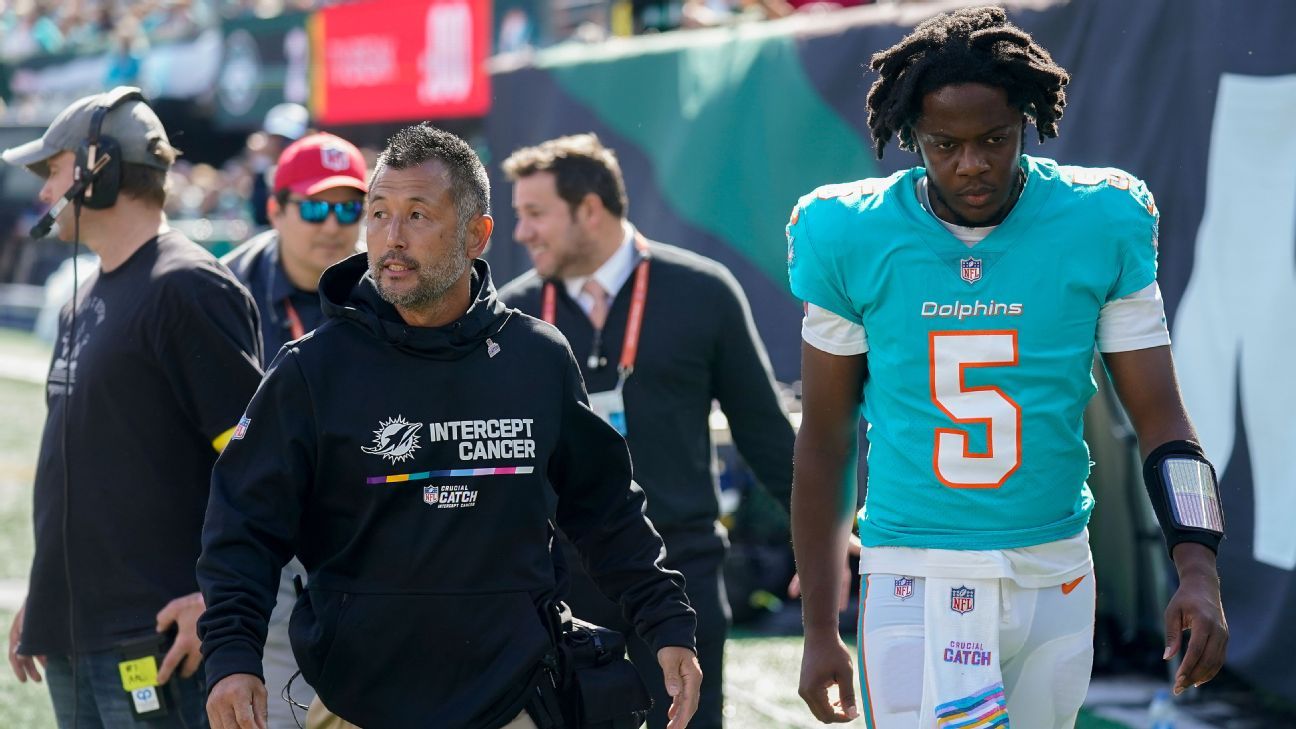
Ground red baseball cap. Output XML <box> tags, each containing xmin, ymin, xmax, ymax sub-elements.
<box><xmin>273</xmin><ymin>132</ymin><xmax>368</xmax><ymax>196</ymax></box>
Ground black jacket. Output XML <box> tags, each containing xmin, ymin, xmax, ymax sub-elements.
<box><xmin>498</xmin><ymin>238</ymin><xmax>795</xmax><ymax>560</ymax></box>
<box><xmin>197</xmin><ymin>253</ymin><xmax>695</xmax><ymax>728</ymax></box>
<box><xmin>221</xmin><ymin>229</ymin><xmax>332</xmax><ymax>362</ymax></box>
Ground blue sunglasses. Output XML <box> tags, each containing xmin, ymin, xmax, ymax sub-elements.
<box><xmin>293</xmin><ymin>199</ymin><xmax>364</xmax><ymax>225</ymax></box>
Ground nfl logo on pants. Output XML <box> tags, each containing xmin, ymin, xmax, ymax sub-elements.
<box><xmin>950</xmin><ymin>586</ymin><xmax>975</xmax><ymax>614</ymax></box>
<box><xmin>894</xmin><ymin>577</ymin><xmax>914</xmax><ymax>600</ymax></box>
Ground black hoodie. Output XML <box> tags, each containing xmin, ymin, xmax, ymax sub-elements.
<box><xmin>198</xmin><ymin>253</ymin><xmax>696</xmax><ymax>728</ymax></box>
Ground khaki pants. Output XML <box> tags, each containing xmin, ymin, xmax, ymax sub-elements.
<box><xmin>304</xmin><ymin>697</ymin><xmax>538</xmax><ymax>729</ymax></box>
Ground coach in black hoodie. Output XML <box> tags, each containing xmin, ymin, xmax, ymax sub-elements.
<box><xmin>198</xmin><ymin>124</ymin><xmax>702</xmax><ymax>729</ymax></box>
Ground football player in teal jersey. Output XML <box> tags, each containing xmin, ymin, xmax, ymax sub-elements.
<box><xmin>789</xmin><ymin>7</ymin><xmax>1228</xmax><ymax>728</ymax></box>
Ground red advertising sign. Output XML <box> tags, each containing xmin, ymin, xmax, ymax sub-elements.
<box><xmin>311</xmin><ymin>0</ymin><xmax>491</xmax><ymax>124</ymax></box>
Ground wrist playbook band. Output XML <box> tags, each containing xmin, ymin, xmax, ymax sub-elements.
<box><xmin>1141</xmin><ymin>439</ymin><xmax>1224</xmax><ymax>558</ymax></box>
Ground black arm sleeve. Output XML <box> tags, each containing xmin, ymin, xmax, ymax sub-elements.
<box><xmin>197</xmin><ymin>350</ymin><xmax>315</xmax><ymax>686</ymax></box>
<box><xmin>709</xmin><ymin>266</ymin><xmax>796</xmax><ymax>515</ymax></box>
<box><xmin>548</xmin><ymin>346</ymin><xmax>697</xmax><ymax>653</ymax></box>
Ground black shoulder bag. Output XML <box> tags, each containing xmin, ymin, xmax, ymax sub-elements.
<box><xmin>530</xmin><ymin>601</ymin><xmax>652</xmax><ymax>729</ymax></box>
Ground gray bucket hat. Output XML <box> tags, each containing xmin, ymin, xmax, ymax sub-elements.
<box><xmin>0</xmin><ymin>86</ymin><xmax>172</xmax><ymax>178</ymax></box>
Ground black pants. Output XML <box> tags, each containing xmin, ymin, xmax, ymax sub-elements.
<box><xmin>561</xmin><ymin>542</ymin><xmax>729</xmax><ymax>729</ymax></box>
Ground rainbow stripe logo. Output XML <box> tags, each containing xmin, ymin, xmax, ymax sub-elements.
<box><xmin>367</xmin><ymin>466</ymin><xmax>534</xmax><ymax>485</ymax></box>
<box><xmin>935</xmin><ymin>682</ymin><xmax>1009</xmax><ymax>728</ymax></box>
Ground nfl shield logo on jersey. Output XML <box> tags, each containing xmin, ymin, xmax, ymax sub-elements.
<box><xmin>960</xmin><ymin>257</ymin><xmax>982</xmax><ymax>284</ymax></box>
<box><xmin>950</xmin><ymin>586</ymin><xmax>975</xmax><ymax>614</ymax></box>
<box><xmin>423</xmin><ymin>485</ymin><xmax>440</xmax><ymax>505</ymax></box>
<box><xmin>894</xmin><ymin>577</ymin><xmax>914</xmax><ymax>601</ymax></box>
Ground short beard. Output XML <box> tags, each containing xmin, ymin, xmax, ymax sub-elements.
<box><xmin>548</xmin><ymin>224</ymin><xmax>601</xmax><ymax>279</ymax></box>
<box><xmin>372</xmin><ymin>229</ymin><xmax>471</xmax><ymax>311</ymax></box>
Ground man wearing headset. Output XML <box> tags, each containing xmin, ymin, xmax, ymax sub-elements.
<box><xmin>220</xmin><ymin>132</ymin><xmax>367</xmax><ymax>728</ymax></box>
<box><xmin>2</xmin><ymin>87</ymin><xmax>263</xmax><ymax>727</ymax></box>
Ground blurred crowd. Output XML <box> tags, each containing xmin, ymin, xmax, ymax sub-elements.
<box><xmin>503</xmin><ymin>0</ymin><xmax>888</xmax><ymax>51</ymax></box>
<box><xmin>164</xmin><ymin>158</ymin><xmax>255</xmax><ymax>224</ymax></box>
<box><xmin>1</xmin><ymin>0</ymin><xmax>911</xmax><ymax>62</ymax></box>
<box><xmin>676</xmin><ymin>0</ymin><xmax>876</xmax><ymax>30</ymax></box>
<box><xmin>0</xmin><ymin>0</ymin><xmax>355</xmax><ymax>61</ymax></box>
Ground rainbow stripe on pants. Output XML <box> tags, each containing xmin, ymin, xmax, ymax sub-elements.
<box><xmin>935</xmin><ymin>682</ymin><xmax>1009</xmax><ymax>728</ymax></box>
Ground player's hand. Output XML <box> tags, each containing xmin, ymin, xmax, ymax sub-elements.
<box><xmin>7</xmin><ymin>601</ymin><xmax>46</xmax><ymax>683</ymax></box>
<box><xmin>789</xmin><ymin>558</ymin><xmax>854</xmax><ymax>613</ymax></box>
<box><xmin>657</xmin><ymin>646</ymin><xmax>702</xmax><ymax>729</ymax></box>
<box><xmin>799</xmin><ymin>631</ymin><xmax>859</xmax><ymax>723</ymax></box>
<box><xmin>1164</xmin><ymin>543</ymin><xmax>1228</xmax><ymax>696</ymax></box>
<box><xmin>208</xmin><ymin>673</ymin><xmax>268</xmax><ymax>729</ymax></box>
<box><xmin>156</xmin><ymin>592</ymin><xmax>205</xmax><ymax>684</ymax></box>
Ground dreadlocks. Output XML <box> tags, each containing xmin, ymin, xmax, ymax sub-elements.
<box><xmin>865</xmin><ymin>6</ymin><xmax>1070</xmax><ymax>159</ymax></box>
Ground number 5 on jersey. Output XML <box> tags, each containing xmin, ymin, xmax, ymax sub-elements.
<box><xmin>929</xmin><ymin>330</ymin><xmax>1022</xmax><ymax>488</ymax></box>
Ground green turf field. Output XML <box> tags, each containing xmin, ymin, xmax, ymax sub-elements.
<box><xmin>0</xmin><ymin>329</ymin><xmax>55</xmax><ymax>725</ymax></box>
<box><xmin>0</xmin><ymin>374</ymin><xmax>42</xmax><ymax>581</ymax></box>
<box><xmin>0</xmin><ymin>327</ymin><xmax>1130</xmax><ymax>727</ymax></box>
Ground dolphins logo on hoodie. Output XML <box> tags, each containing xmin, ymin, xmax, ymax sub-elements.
<box><xmin>362</xmin><ymin>415</ymin><xmax>423</xmax><ymax>464</ymax></box>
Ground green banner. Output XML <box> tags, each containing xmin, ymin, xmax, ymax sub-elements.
<box><xmin>215</xmin><ymin>11</ymin><xmax>310</xmax><ymax>131</ymax></box>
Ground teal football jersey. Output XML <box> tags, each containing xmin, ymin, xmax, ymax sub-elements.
<box><xmin>787</xmin><ymin>155</ymin><xmax>1159</xmax><ymax>550</ymax></box>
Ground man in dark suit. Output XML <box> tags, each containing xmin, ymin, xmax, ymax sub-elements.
<box><xmin>499</xmin><ymin>133</ymin><xmax>796</xmax><ymax>729</ymax></box>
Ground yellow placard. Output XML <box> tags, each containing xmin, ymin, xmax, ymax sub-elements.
<box><xmin>118</xmin><ymin>656</ymin><xmax>158</xmax><ymax>692</ymax></box>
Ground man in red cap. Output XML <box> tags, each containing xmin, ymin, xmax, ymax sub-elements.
<box><xmin>226</xmin><ymin>132</ymin><xmax>368</xmax><ymax>358</ymax></box>
<box><xmin>221</xmin><ymin>131</ymin><xmax>368</xmax><ymax>729</ymax></box>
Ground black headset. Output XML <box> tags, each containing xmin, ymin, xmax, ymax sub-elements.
<box><xmin>74</xmin><ymin>86</ymin><xmax>147</xmax><ymax>210</ymax></box>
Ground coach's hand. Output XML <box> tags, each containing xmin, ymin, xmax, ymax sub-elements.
<box><xmin>7</xmin><ymin>601</ymin><xmax>46</xmax><ymax>683</ymax></box>
<box><xmin>799</xmin><ymin>631</ymin><xmax>859</xmax><ymax>723</ymax></box>
<box><xmin>658</xmin><ymin>646</ymin><xmax>702</xmax><ymax>729</ymax></box>
<box><xmin>208</xmin><ymin>673</ymin><xmax>268</xmax><ymax>729</ymax></box>
<box><xmin>1164</xmin><ymin>542</ymin><xmax>1228</xmax><ymax>696</ymax></box>
<box><xmin>156</xmin><ymin>591</ymin><xmax>205</xmax><ymax>684</ymax></box>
